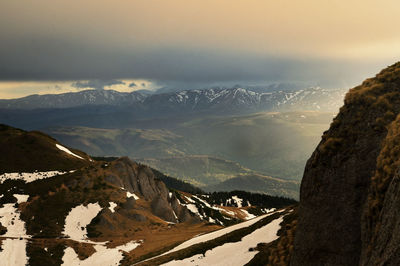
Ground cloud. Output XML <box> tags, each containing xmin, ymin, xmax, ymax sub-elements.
<box><xmin>0</xmin><ymin>34</ymin><xmax>393</xmax><ymax>89</ymax></box>
<box><xmin>72</xmin><ymin>80</ymin><xmax>125</xmax><ymax>90</ymax></box>
<box><xmin>0</xmin><ymin>0</ymin><xmax>399</xmax><ymax>90</ymax></box>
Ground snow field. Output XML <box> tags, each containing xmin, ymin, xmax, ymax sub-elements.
<box><xmin>162</xmin><ymin>216</ymin><xmax>284</xmax><ymax>266</ymax></box>
<box><xmin>162</xmin><ymin>211</ymin><xmax>280</xmax><ymax>255</ymax></box>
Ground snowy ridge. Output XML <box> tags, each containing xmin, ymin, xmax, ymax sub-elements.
<box><xmin>0</xmin><ymin>89</ymin><xmax>146</xmax><ymax>109</ymax></box>
<box><xmin>0</xmin><ymin>87</ymin><xmax>347</xmax><ymax>113</ymax></box>
<box><xmin>151</xmin><ymin>86</ymin><xmax>346</xmax><ymax>113</ymax></box>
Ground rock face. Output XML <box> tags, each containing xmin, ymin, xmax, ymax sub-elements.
<box><xmin>364</xmin><ymin>171</ymin><xmax>400</xmax><ymax>265</ymax></box>
<box><xmin>292</xmin><ymin>62</ymin><xmax>400</xmax><ymax>265</ymax></box>
<box><xmin>102</xmin><ymin>157</ymin><xmax>197</xmax><ymax>223</ymax></box>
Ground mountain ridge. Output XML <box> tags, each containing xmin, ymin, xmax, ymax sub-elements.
<box><xmin>0</xmin><ymin>87</ymin><xmax>346</xmax><ymax>114</ymax></box>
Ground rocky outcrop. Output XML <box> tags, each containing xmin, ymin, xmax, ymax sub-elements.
<box><xmin>292</xmin><ymin>62</ymin><xmax>400</xmax><ymax>265</ymax></box>
<box><xmin>104</xmin><ymin>157</ymin><xmax>198</xmax><ymax>223</ymax></box>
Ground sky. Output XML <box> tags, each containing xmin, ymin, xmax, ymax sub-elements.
<box><xmin>1</xmin><ymin>0</ymin><xmax>400</xmax><ymax>99</ymax></box>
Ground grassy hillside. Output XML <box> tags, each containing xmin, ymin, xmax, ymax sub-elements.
<box><xmin>0</xmin><ymin>124</ymin><xmax>91</xmax><ymax>173</ymax></box>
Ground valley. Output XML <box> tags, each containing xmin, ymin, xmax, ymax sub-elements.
<box><xmin>0</xmin><ymin>125</ymin><xmax>296</xmax><ymax>265</ymax></box>
<box><xmin>42</xmin><ymin>110</ymin><xmax>334</xmax><ymax>198</ymax></box>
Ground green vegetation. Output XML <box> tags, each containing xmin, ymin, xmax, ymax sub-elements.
<box><xmin>205</xmin><ymin>174</ymin><xmax>299</xmax><ymax>199</ymax></box>
<box><xmin>207</xmin><ymin>191</ymin><xmax>297</xmax><ymax>209</ymax></box>
<box><xmin>151</xmin><ymin>168</ymin><xmax>204</xmax><ymax>194</ymax></box>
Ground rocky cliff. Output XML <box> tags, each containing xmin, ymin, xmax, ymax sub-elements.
<box><xmin>292</xmin><ymin>62</ymin><xmax>400</xmax><ymax>265</ymax></box>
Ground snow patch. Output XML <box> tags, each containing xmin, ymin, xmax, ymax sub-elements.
<box><xmin>192</xmin><ymin>196</ymin><xmax>211</xmax><ymax>208</ymax></box>
<box><xmin>0</xmin><ymin>171</ymin><xmax>66</xmax><ymax>184</ymax></box>
<box><xmin>13</xmin><ymin>194</ymin><xmax>29</xmax><ymax>204</ymax></box>
<box><xmin>62</xmin><ymin>241</ymin><xmax>141</xmax><ymax>266</ymax></box>
<box><xmin>231</xmin><ymin>196</ymin><xmax>243</xmax><ymax>207</ymax></box>
<box><xmin>240</xmin><ymin>209</ymin><xmax>256</xmax><ymax>220</ymax></box>
<box><xmin>186</xmin><ymin>204</ymin><xmax>201</xmax><ymax>218</ymax></box>
<box><xmin>108</xmin><ymin>202</ymin><xmax>117</xmax><ymax>213</ymax></box>
<box><xmin>0</xmin><ymin>203</ymin><xmax>30</xmax><ymax>238</ymax></box>
<box><xmin>184</xmin><ymin>195</ymin><xmax>195</xmax><ymax>203</ymax></box>
<box><xmin>0</xmin><ymin>238</ymin><xmax>28</xmax><ymax>266</ymax></box>
<box><xmin>63</xmin><ymin>203</ymin><xmax>102</xmax><ymax>241</ymax></box>
<box><xmin>172</xmin><ymin>210</ymin><xmax>178</xmax><ymax>220</ymax></box>
<box><xmin>126</xmin><ymin>191</ymin><xmax>139</xmax><ymax>200</ymax></box>
<box><xmin>56</xmin><ymin>144</ymin><xmax>84</xmax><ymax>160</ymax></box>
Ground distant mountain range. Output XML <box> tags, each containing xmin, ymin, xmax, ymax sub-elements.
<box><xmin>0</xmin><ymin>86</ymin><xmax>346</xmax><ymax>114</ymax></box>
<box><xmin>0</xmin><ymin>86</ymin><xmax>343</xmax><ymax>198</ymax></box>
<box><xmin>0</xmin><ymin>89</ymin><xmax>146</xmax><ymax>109</ymax></box>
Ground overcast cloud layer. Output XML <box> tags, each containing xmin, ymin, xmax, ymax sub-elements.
<box><xmin>1</xmin><ymin>0</ymin><xmax>400</xmax><ymax>95</ymax></box>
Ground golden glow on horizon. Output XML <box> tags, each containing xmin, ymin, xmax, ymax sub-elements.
<box><xmin>3</xmin><ymin>0</ymin><xmax>399</xmax><ymax>59</ymax></box>
<box><xmin>0</xmin><ymin>80</ymin><xmax>155</xmax><ymax>99</ymax></box>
